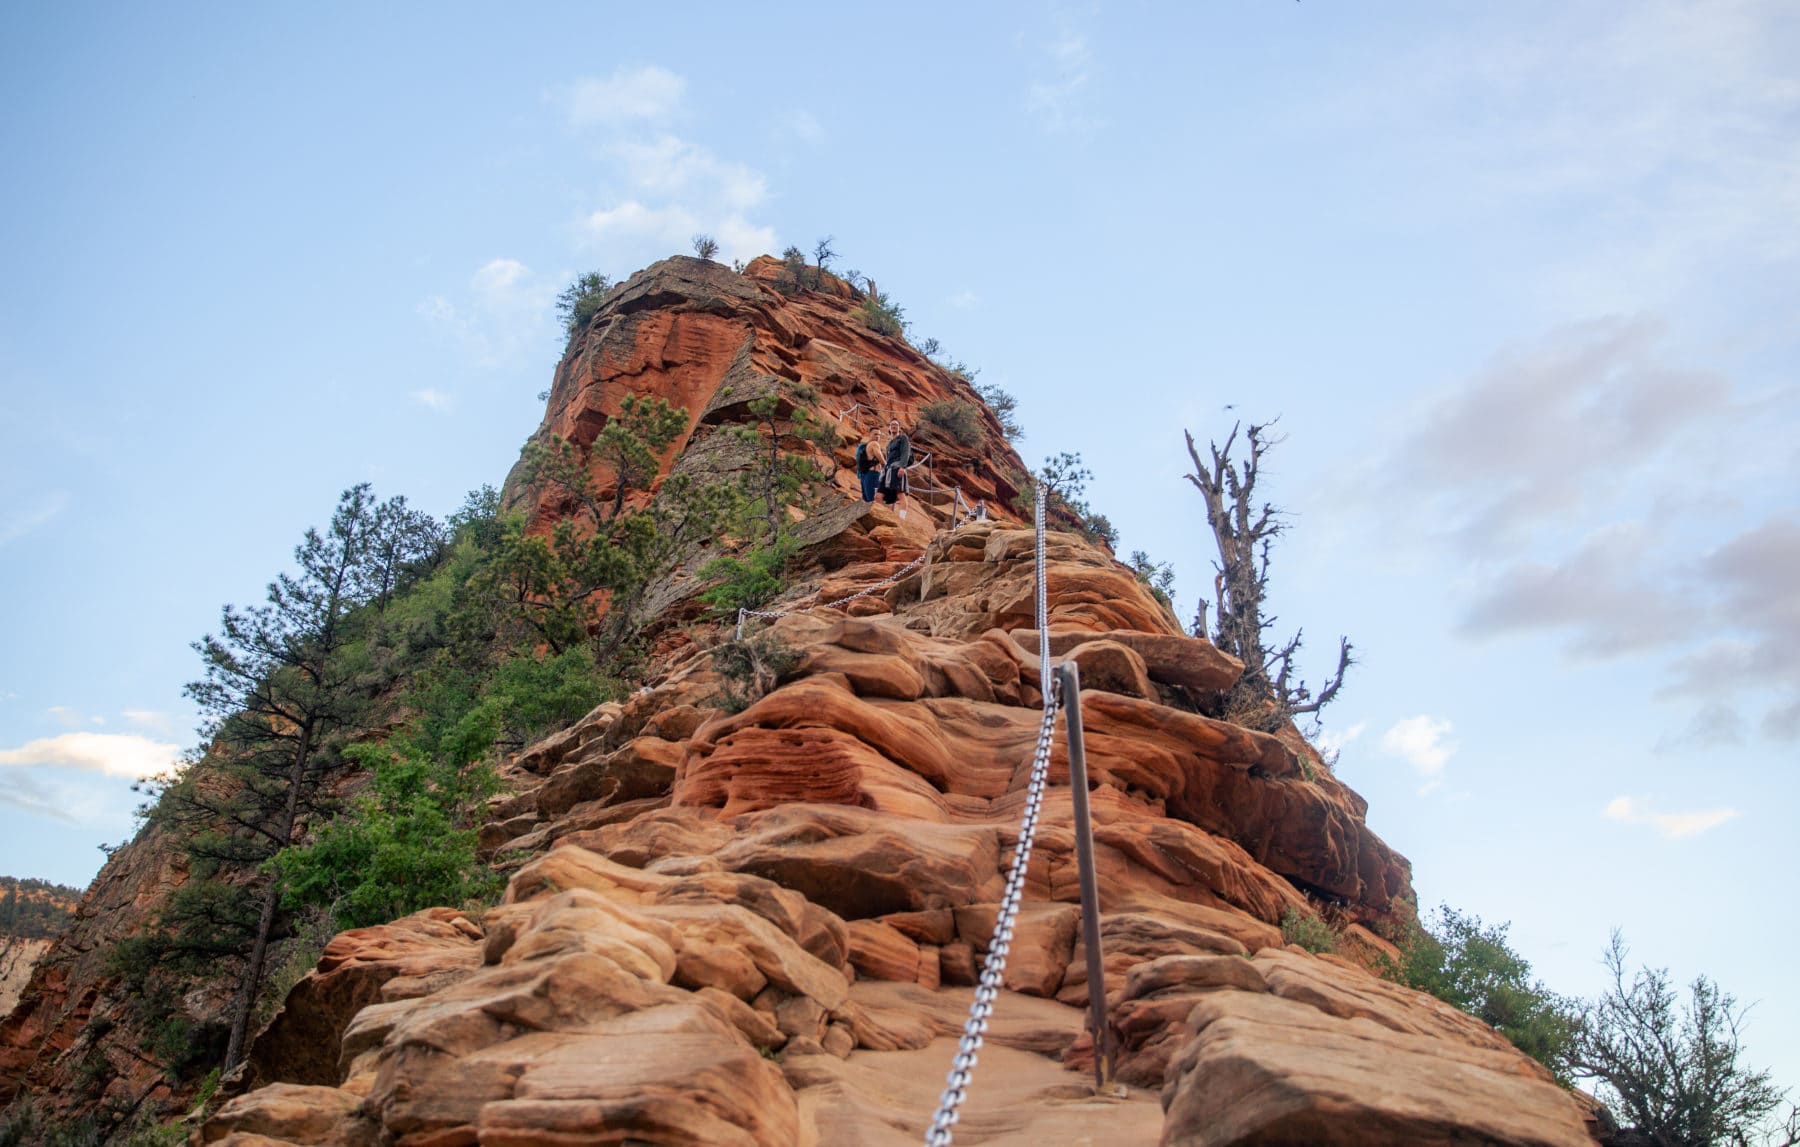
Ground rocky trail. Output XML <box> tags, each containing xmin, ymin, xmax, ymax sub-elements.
<box><xmin>6</xmin><ymin>255</ymin><xmax>1602</xmax><ymax>1145</ymax></box>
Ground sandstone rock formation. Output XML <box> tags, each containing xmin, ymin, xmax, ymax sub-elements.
<box><xmin>6</xmin><ymin>255</ymin><xmax>1599</xmax><ymax>1145</ymax></box>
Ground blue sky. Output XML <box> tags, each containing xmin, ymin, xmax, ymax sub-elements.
<box><xmin>3</xmin><ymin>1</ymin><xmax>1796</xmax><ymax>1090</ymax></box>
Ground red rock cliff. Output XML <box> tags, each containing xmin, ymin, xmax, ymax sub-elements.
<box><xmin>7</xmin><ymin>254</ymin><xmax>1600</xmax><ymax>1146</ymax></box>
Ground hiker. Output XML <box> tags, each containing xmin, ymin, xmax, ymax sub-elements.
<box><xmin>855</xmin><ymin>430</ymin><xmax>881</xmax><ymax>502</ymax></box>
<box><xmin>879</xmin><ymin>417</ymin><xmax>913</xmax><ymax>516</ymax></box>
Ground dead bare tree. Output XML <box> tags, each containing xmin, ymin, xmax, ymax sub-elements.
<box><xmin>1183</xmin><ymin>420</ymin><xmax>1352</xmax><ymax>730</ymax></box>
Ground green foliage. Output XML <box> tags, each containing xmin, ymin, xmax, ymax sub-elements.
<box><xmin>775</xmin><ymin>246</ymin><xmax>809</xmax><ymax>294</ymax></box>
<box><xmin>0</xmin><ymin>1098</ymin><xmax>102</xmax><ymax>1147</ymax></box>
<box><xmin>974</xmin><ymin>382</ymin><xmax>1025</xmax><ymax>441</ymax></box>
<box><xmin>710</xmin><ymin>633</ymin><xmax>799</xmax><ymax>714</ymax></box>
<box><xmin>1014</xmin><ymin>452</ymin><xmax>1116</xmax><ymax>547</ymax></box>
<box><xmin>919</xmin><ymin>399</ymin><xmax>984</xmax><ymax>448</ymax></box>
<box><xmin>1572</xmin><ymin>932</ymin><xmax>1794</xmax><ymax>1144</ymax></box>
<box><xmin>857</xmin><ymin>292</ymin><xmax>906</xmax><ymax>337</ymax></box>
<box><xmin>1382</xmin><ymin>905</ymin><xmax>1577</xmax><ymax>1083</ymax></box>
<box><xmin>274</xmin><ymin>739</ymin><xmax>502</xmax><ymax>932</ymax></box>
<box><xmin>556</xmin><ymin>271</ymin><xmax>612</xmax><ymax>338</ymax></box>
<box><xmin>1129</xmin><ymin>550</ymin><xmax>1177</xmax><ymax>612</ymax></box>
<box><xmin>700</xmin><ymin>536</ymin><xmax>798</xmax><ymax>615</ymax></box>
<box><xmin>0</xmin><ymin>876</ymin><xmax>81</xmax><ymax>939</ymax></box>
<box><xmin>509</xmin><ymin>397</ymin><xmax>730</xmax><ymax>663</ymax></box>
<box><xmin>726</xmin><ymin>392</ymin><xmax>837</xmax><ymax>542</ymax></box>
<box><xmin>1280</xmin><ymin>907</ymin><xmax>1337</xmax><ymax>954</ymax></box>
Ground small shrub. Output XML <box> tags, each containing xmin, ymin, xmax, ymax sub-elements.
<box><xmin>776</xmin><ymin>246</ymin><xmax>809</xmax><ymax>295</ymax></box>
<box><xmin>699</xmin><ymin>537</ymin><xmax>797</xmax><ymax>615</ymax></box>
<box><xmin>711</xmin><ymin>634</ymin><xmax>799</xmax><ymax>714</ymax></box>
<box><xmin>555</xmin><ymin>271</ymin><xmax>612</xmax><ymax>339</ymax></box>
<box><xmin>692</xmin><ymin>233</ymin><xmax>720</xmax><ymax>260</ymax></box>
<box><xmin>1280</xmin><ymin>906</ymin><xmax>1337</xmax><ymax>954</ymax></box>
<box><xmin>974</xmin><ymin>382</ymin><xmax>1024</xmax><ymax>441</ymax></box>
<box><xmin>1380</xmin><ymin>905</ymin><xmax>1577</xmax><ymax>1082</ymax></box>
<box><xmin>857</xmin><ymin>293</ymin><xmax>906</xmax><ymax>337</ymax></box>
<box><xmin>1129</xmin><ymin>551</ymin><xmax>1176</xmax><ymax>611</ymax></box>
<box><xmin>919</xmin><ymin>400</ymin><xmax>984</xmax><ymax>448</ymax></box>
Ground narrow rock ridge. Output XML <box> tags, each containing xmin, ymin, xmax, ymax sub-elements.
<box><xmin>6</xmin><ymin>255</ymin><xmax>1599</xmax><ymax>1145</ymax></box>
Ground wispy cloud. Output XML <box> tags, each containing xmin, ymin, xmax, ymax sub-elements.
<box><xmin>1025</xmin><ymin>15</ymin><xmax>1102</xmax><ymax>135</ymax></box>
<box><xmin>1314</xmin><ymin>720</ymin><xmax>1366</xmax><ymax>762</ymax></box>
<box><xmin>1303</xmin><ymin>0</ymin><xmax>1800</xmax><ymax>310</ymax></box>
<box><xmin>121</xmin><ymin>709</ymin><xmax>174</xmax><ymax>735</ymax></box>
<box><xmin>560</xmin><ymin>65</ymin><xmax>685</xmax><ymax>127</ymax></box>
<box><xmin>0</xmin><ymin>490</ymin><xmax>70</xmax><ymax>547</ymax></box>
<box><xmin>947</xmin><ymin>288</ymin><xmax>982</xmax><ymax>310</ymax></box>
<box><xmin>1380</xmin><ymin>715</ymin><xmax>1457</xmax><ymax>793</ymax></box>
<box><xmin>772</xmin><ymin>109</ymin><xmax>824</xmax><ymax>146</ymax></box>
<box><xmin>1603</xmin><ymin>795</ymin><xmax>1740</xmax><ymax>839</ymax></box>
<box><xmin>410</xmin><ymin>388</ymin><xmax>455</xmax><ymax>412</ymax></box>
<box><xmin>0</xmin><ymin>770</ymin><xmax>80</xmax><ymax>823</ymax></box>
<box><xmin>416</xmin><ymin>257</ymin><xmax>560</xmax><ymax>370</ymax></box>
<box><xmin>578</xmin><ymin>132</ymin><xmax>777</xmax><ymax>266</ymax></box>
<box><xmin>1362</xmin><ymin>317</ymin><xmax>1800</xmax><ymax>739</ymax></box>
<box><xmin>0</xmin><ymin>732</ymin><xmax>182</xmax><ymax>780</ymax></box>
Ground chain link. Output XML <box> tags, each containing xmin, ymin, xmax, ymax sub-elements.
<box><xmin>922</xmin><ymin>481</ymin><xmax>1057</xmax><ymax>1147</ymax></box>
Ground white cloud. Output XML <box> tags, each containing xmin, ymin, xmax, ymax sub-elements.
<box><xmin>1025</xmin><ymin>18</ymin><xmax>1102</xmax><ymax>135</ymax></box>
<box><xmin>416</xmin><ymin>258</ymin><xmax>559</xmax><ymax>370</ymax></box>
<box><xmin>948</xmin><ymin>289</ymin><xmax>982</xmax><ymax>310</ymax></box>
<box><xmin>410</xmin><ymin>388</ymin><xmax>455</xmax><ymax>412</ymax></box>
<box><xmin>121</xmin><ymin>709</ymin><xmax>174</xmax><ymax>735</ymax></box>
<box><xmin>1303</xmin><ymin>1</ymin><xmax>1800</xmax><ymax>310</ymax></box>
<box><xmin>1380</xmin><ymin>715</ymin><xmax>1458</xmax><ymax>792</ymax></box>
<box><xmin>0</xmin><ymin>490</ymin><xmax>70</xmax><ymax>547</ymax></box>
<box><xmin>773</xmin><ymin>110</ymin><xmax>824</xmax><ymax>145</ymax></box>
<box><xmin>579</xmin><ymin>142</ymin><xmax>777</xmax><ymax>267</ymax></box>
<box><xmin>1603</xmin><ymin>795</ymin><xmax>1741</xmax><ymax>839</ymax></box>
<box><xmin>563</xmin><ymin>65</ymin><xmax>685</xmax><ymax>127</ymax></box>
<box><xmin>0</xmin><ymin>732</ymin><xmax>182</xmax><ymax>780</ymax></box>
<box><xmin>1313</xmin><ymin>720</ymin><xmax>1366</xmax><ymax>762</ymax></box>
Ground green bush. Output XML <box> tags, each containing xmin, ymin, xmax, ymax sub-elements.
<box><xmin>974</xmin><ymin>382</ymin><xmax>1024</xmax><ymax>441</ymax></box>
<box><xmin>699</xmin><ymin>536</ymin><xmax>796</xmax><ymax>615</ymax></box>
<box><xmin>919</xmin><ymin>400</ymin><xmax>984</xmax><ymax>448</ymax></box>
<box><xmin>1382</xmin><ymin>905</ymin><xmax>1577</xmax><ymax>1081</ymax></box>
<box><xmin>555</xmin><ymin>272</ymin><xmax>612</xmax><ymax>339</ymax></box>
<box><xmin>1280</xmin><ymin>906</ymin><xmax>1337</xmax><ymax>954</ymax></box>
<box><xmin>857</xmin><ymin>294</ymin><xmax>905</xmax><ymax>337</ymax></box>
<box><xmin>273</xmin><ymin>739</ymin><xmax>502</xmax><ymax>932</ymax></box>
<box><xmin>776</xmin><ymin>246</ymin><xmax>809</xmax><ymax>295</ymax></box>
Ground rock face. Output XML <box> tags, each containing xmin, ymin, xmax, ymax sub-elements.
<box><xmin>0</xmin><ymin>938</ymin><xmax>51</xmax><ymax>1021</ymax></box>
<box><xmin>6</xmin><ymin>256</ymin><xmax>1597</xmax><ymax>1145</ymax></box>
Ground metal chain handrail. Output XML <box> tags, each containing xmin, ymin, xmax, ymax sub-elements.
<box><xmin>735</xmin><ymin>546</ymin><xmax>933</xmax><ymax>639</ymax></box>
<box><xmin>922</xmin><ymin>481</ymin><xmax>1057</xmax><ymax>1147</ymax></box>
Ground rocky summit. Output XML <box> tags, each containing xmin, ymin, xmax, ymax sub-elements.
<box><xmin>6</xmin><ymin>255</ymin><xmax>1600</xmax><ymax>1145</ymax></box>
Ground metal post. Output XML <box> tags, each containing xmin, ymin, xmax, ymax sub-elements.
<box><xmin>1057</xmin><ymin>659</ymin><xmax>1112</xmax><ymax>1091</ymax></box>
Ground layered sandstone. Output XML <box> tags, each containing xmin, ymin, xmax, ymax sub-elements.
<box><xmin>7</xmin><ymin>256</ymin><xmax>1598</xmax><ymax>1145</ymax></box>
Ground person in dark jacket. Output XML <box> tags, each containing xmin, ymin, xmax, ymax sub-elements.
<box><xmin>879</xmin><ymin>417</ymin><xmax>913</xmax><ymax>514</ymax></box>
<box><xmin>855</xmin><ymin>431</ymin><xmax>881</xmax><ymax>502</ymax></box>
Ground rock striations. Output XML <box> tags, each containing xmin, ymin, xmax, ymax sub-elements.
<box><xmin>6</xmin><ymin>256</ymin><xmax>1597</xmax><ymax>1145</ymax></box>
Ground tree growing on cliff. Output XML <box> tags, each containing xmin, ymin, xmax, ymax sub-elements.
<box><xmin>1573</xmin><ymin>933</ymin><xmax>1797</xmax><ymax>1147</ymax></box>
<box><xmin>508</xmin><ymin>398</ymin><xmax>734</xmax><ymax>668</ymax></box>
<box><xmin>555</xmin><ymin>271</ymin><xmax>613</xmax><ymax>339</ymax></box>
<box><xmin>691</xmin><ymin>233</ymin><xmax>719</xmax><ymax>260</ymax></box>
<box><xmin>1384</xmin><ymin>905</ymin><xmax>1578</xmax><ymax>1082</ymax></box>
<box><xmin>157</xmin><ymin>484</ymin><xmax>393</xmax><ymax>1070</ymax></box>
<box><xmin>1184</xmin><ymin>421</ymin><xmax>1352</xmax><ymax>731</ymax></box>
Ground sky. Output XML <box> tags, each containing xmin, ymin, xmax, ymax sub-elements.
<box><xmin>2</xmin><ymin>0</ymin><xmax>1796</xmax><ymax>1094</ymax></box>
